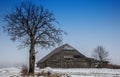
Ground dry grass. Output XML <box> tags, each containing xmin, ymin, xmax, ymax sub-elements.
<box><xmin>21</xmin><ymin>65</ymin><xmax>28</xmax><ymax>76</ymax></box>
<box><xmin>36</xmin><ymin>70</ymin><xmax>63</xmax><ymax>77</ymax></box>
<box><xmin>20</xmin><ymin>66</ymin><xmax>71</xmax><ymax>77</ymax></box>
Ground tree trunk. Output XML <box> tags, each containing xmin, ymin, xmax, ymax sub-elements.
<box><xmin>29</xmin><ymin>38</ymin><xmax>35</xmax><ymax>75</ymax></box>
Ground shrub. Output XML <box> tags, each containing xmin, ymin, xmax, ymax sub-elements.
<box><xmin>21</xmin><ymin>65</ymin><xmax>28</xmax><ymax>76</ymax></box>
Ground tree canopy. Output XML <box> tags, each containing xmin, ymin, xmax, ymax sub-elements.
<box><xmin>92</xmin><ymin>46</ymin><xmax>109</xmax><ymax>68</ymax></box>
<box><xmin>4</xmin><ymin>2</ymin><xmax>64</xmax><ymax>48</ymax></box>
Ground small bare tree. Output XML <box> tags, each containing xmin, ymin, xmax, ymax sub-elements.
<box><xmin>92</xmin><ymin>46</ymin><xmax>109</xmax><ymax>68</ymax></box>
<box><xmin>3</xmin><ymin>2</ymin><xmax>65</xmax><ymax>75</ymax></box>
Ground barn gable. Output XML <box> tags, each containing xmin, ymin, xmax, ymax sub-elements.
<box><xmin>38</xmin><ymin>44</ymin><xmax>86</xmax><ymax>63</ymax></box>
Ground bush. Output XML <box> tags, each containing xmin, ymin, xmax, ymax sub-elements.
<box><xmin>21</xmin><ymin>65</ymin><xmax>28</xmax><ymax>76</ymax></box>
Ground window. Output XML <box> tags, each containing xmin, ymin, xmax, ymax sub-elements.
<box><xmin>74</xmin><ymin>55</ymin><xmax>81</xmax><ymax>58</ymax></box>
<box><xmin>64</xmin><ymin>55</ymin><xmax>73</xmax><ymax>58</ymax></box>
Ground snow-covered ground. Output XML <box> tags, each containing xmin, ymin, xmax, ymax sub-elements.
<box><xmin>52</xmin><ymin>68</ymin><xmax>120</xmax><ymax>77</ymax></box>
<box><xmin>0</xmin><ymin>67</ymin><xmax>21</xmax><ymax>77</ymax></box>
<box><xmin>0</xmin><ymin>67</ymin><xmax>120</xmax><ymax>77</ymax></box>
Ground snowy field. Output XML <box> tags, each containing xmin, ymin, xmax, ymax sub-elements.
<box><xmin>0</xmin><ymin>67</ymin><xmax>120</xmax><ymax>77</ymax></box>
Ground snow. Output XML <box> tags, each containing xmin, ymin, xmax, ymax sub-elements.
<box><xmin>0</xmin><ymin>67</ymin><xmax>120</xmax><ymax>77</ymax></box>
<box><xmin>0</xmin><ymin>67</ymin><xmax>21</xmax><ymax>77</ymax></box>
<box><xmin>52</xmin><ymin>68</ymin><xmax>120</xmax><ymax>76</ymax></box>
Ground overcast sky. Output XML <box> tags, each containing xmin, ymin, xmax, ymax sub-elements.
<box><xmin>0</xmin><ymin>0</ymin><xmax>120</xmax><ymax>67</ymax></box>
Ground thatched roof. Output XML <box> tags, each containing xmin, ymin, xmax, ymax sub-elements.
<box><xmin>37</xmin><ymin>44</ymin><xmax>86</xmax><ymax>63</ymax></box>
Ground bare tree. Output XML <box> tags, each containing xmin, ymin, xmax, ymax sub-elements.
<box><xmin>3</xmin><ymin>2</ymin><xmax>65</xmax><ymax>75</ymax></box>
<box><xmin>92</xmin><ymin>46</ymin><xmax>109</xmax><ymax>68</ymax></box>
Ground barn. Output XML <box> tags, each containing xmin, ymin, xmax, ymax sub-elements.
<box><xmin>37</xmin><ymin>44</ymin><xmax>108</xmax><ymax>68</ymax></box>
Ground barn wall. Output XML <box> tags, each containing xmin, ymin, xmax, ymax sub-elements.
<box><xmin>38</xmin><ymin>50</ymin><xmax>92</xmax><ymax>68</ymax></box>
